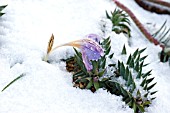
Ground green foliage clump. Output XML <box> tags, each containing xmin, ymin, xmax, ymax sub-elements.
<box><xmin>104</xmin><ymin>47</ymin><xmax>157</xmax><ymax>113</ymax></box>
<box><xmin>106</xmin><ymin>9</ymin><xmax>131</xmax><ymax>37</ymax></box>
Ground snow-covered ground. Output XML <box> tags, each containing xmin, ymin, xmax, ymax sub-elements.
<box><xmin>0</xmin><ymin>0</ymin><xmax>170</xmax><ymax>113</ymax></box>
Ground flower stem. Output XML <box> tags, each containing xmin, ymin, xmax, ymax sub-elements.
<box><xmin>44</xmin><ymin>40</ymin><xmax>82</xmax><ymax>61</ymax></box>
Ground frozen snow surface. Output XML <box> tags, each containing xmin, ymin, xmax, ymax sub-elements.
<box><xmin>0</xmin><ymin>0</ymin><xmax>170</xmax><ymax>113</ymax></box>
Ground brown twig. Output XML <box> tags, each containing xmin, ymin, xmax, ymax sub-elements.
<box><xmin>112</xmin><ymin>0</ymin><xmax>165</xmax><ymax>49</ymax></box>
<box><xmin>147</xmin><ymin>0</ymin><xmax>170</xmax><ymax>8</ymax></box>
<box><xmin>135</xmin><ymin>0</ymin><xmax>170</xmax><ymax>15</ymax></box>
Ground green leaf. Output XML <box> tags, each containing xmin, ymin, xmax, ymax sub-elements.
<box><xmin>73</xmin><ymin>71</ymin><xmax>85</xmax><ymax>78</ymax></box>
<box><xmin>131</xmin><ymin>82</ymin><xmax>136</xmax><ymax>93</ymax></box>
<box><xmin>120</xmin><ymin>86</ymin><xmax>128</xmax><ymax>97</ymax></box>
<box><xmin>101</xmin><ymin>78</ymin><xmax>109</xmax><ymax>82</ymax></box>
<box><xmin>109</xmin><ymin>53</ymin><xmax>114</xmax><ymax>59</ymax></box>
<box><xmin>151</xmin><ymin>97</ymin><xmax>156</xmax><ymax>100</ymax></box>
<box><xmin>86</xmin><ymin>79</ymin><xmax>93</xmax><ymax>89</ymax></box>
<box><xmin>0</xmin><ymin>5</ymin><xmax>7</xmax><ymax>12</ymax></box>
<box><xmin>136</xmin><ymin>69</ymin><xmax>142</xmax><ymax>79</ymax></box>
<box><xmin>137</xmin><ymin>90</ymin><xmax>141</xmax><ymax>97</ymax></box>
<box><xmin>144</xmin><ymin>92</ymin><xmax>149</xmax><ymax>97</ymax></box>
<box><xmin>143</xmin><ymin>101</ymin><xmax>151</xmax><ymax>106</ymax></box>
<box><xmin>101</xmin><ymin>58</ymin><xmax>106</xmax><ymax>69</ymax></box>
<box><xmin>2</xmin><ymin>74</ymin><xmax>25</xmax><ymax>92</ymax></box>
<box><xmin>120</xmin><ymin>62</ymin><xmax>126</xmax><ymax>79</ymax></box>
<box><xmin>92</xmin><ymin>60</ymin><xmax>98</xmax><ymax>74</ymax></box>
<box><xmin>94</xmin><ymin>82</ymin><xmax>100</xmax><ymax>90</ymax></box>
<box><xmin>0</xmin><ymin>13</ymin><xmax>5</xmax><ymax>16</ymax></box>
<box><xmin>105</xmin><ymin>10</ymin><xmax>111</xmax><ymax>19</ymax></box>
<box><xmin>127</xmin><ymin>100</ymin><xmax>133</xmax><ymax>106</ymax></box>
<box><xmin>140</xmin><ymin>77</ymin><xmax>146</xmax><ymax>87</ymax></box>
<box><xmin>121</xmin><ymin>44</ymin><xmax>127</xmax><ymax>55</ymax></box>
<box><xmin>146</xmin><ymin>77</ymin><xmax>155</xmax><ymax>84</ymax></box>
<box><xmin>127</xmin><ymin>72</ymin><xmax>133</xmax><ymax>86</ymax></box>
<box><xmin>134</xmin><ymin>61</ymin><xmax>139</xmax><ymax>72</ymax></box>
<box><xmin>140</xmin><ymin>55</ymin><xmax>148</xmax><ymax>61</ymax></box>
<box><xmin>132</xmin><ymin>49</ymin><xmax>139</xmax><ymax>59</ymax></box>
<box><xmin>137</xmin><ymin>104</ymin><xmax>145</xmax><ymax>112</ymax></box>
<box><xmin>143</xmin><ymin>70</ymin><xmax>152</xmax><ymax>78</ymax></box>
<box><xmin>150</xmin><ymin>91</ymin><xmax>158</xmax><ymax>95</ymax></box>
<box><xmin>98</xmin><ymin>69</ymin><xmax>106</xmax><ymax>77</ymax></box>
<box><xmin>147</xmin><ymin>82</ymin><xmax>157</xmax><ymax>91</ymax></box>
<box><xmin>139</xmin><ymin>48</ymin><xmax>146</xmax><ymax>54</ymax></box>
<box><xmin>125</xmin><ymin>66</ymin><xmax>130</xmax><ymax>81</ymax></box>
<box><xmin>129</xmin><ymin>57</ymin><xmax>134</xmax><ymax>68</ymax></box>
<box><xmin>133</xmin><ymin>102</ymin><xmax>137</xmax><ymax>113</ymax></box>
<box><xmin>127</xmin><ymin>54</ymin><xmax>132</xmax><ymax>65</ymax></box>
<box><xmin>105</xmin><ymin>46</ymin><xmax>111</xmax><ymax>55</ymax></box>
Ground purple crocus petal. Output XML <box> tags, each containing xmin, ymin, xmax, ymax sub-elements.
<box><xmin>82</xmin><ymin>50</ymin><xmax>93</xmax><ymax>71</ymax></box>
<box><xmin>80</xmin><ymin>39</ymin><xmax>104</xmax><ymax>71</ymax></box>
<box><xmin>83</xmin><ymin>44</ymin><xmax>102</xmax><ymax>60</ymax></box>
<box><xmin>86</xmin><ymin>34</ymin><xmax>101</xmax><ymax>43</ymax></box>
<box><xmin>81</xmin><ymin>39</ymin><xmax>104</xmax><ymax>60</ymax></box>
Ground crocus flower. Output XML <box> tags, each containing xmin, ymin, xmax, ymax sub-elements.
<box><xmin>47</xmin><ymin>34</ymin><xmax>104</xmax><ymax>71</ymax></box>
<box><xmin>86</xmin><ymin>34</ymin><xmax>101</xmax><ymax>43</ymax></box>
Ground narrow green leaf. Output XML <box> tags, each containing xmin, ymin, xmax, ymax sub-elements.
<box><xmin>120</xmin><ymin>62</ymin><xmax>126</xmax><ymax>79</ymax></box>
<box><xmin>92</xmin><ymin>60</ymin><xmax>98</xmax><ymax>74</ymax></box>
<box><xmin>151</xmin><ymin>97</ymin><xmax>156</xmax><ymax>100</ymax></box>
<box><xmin>105</xmin><ymin>46</ymin><xmax>111</xmax><ymax>55</ymax></box>
<box><xmin>105</xmin><ymin>10</ymin><xmax>111</xmax><ymax>19</ymax></box>
<box><xmin>139</xmin><ymin>48</ymin><xmax>146</xmax><ymax>54</ymax></box>
<box><xmin>86</xmin><ymin>79</ymin><xmax>93</xmax><ymax>89</ymax></box>
<box><xmin>120</xmin><ymin>86</ymin><xmax>128</xmax><ymax>97</ymax></box>
<box><xmin>94</xmin><ymin>82</ymin><xmax>100</xmax><ymax>90</ymax></box>
<box><xmin>140</xmin><ymin>55</ymin><xmax>148</xmax><ymax>61</ymax></box>
<box><xmin>143</xmin><ymin>70</ymin><xmax>152</xmax><ymax>78</ymax></box>
<box><xmin>147</xmin><ymin>82</ymin><xmax>157</xmax><ymax>91</ymax></box>
<box><xmin>136</xmin><ymin>68</ymin><xmax>142</xmax><ymax>79</ymax></box>
<box><xmin>127</xmin><ymin>54</ymin><xmax>132</xmax><ymax>65</ymax></box>
<box><xmin>121</xmin><ymin>44</ymin><xmax>127</xmax><ymax>55</ymax></box>
<box><xmin>0</xmin><ymin>5</ymin><xmax>7</xmax><ymax>12</ymax></box>
<box><xmin>134</xmin><ymin>61</ymin><xmax>139</xmax><ymax>72</ymax></box>
<box><xmin>125</xmin><ymin>66</ymin><xmax>130</xmax><ymax>81</ymax></box>
<box><xmin>127</xmin><ymin>72</ymin><xmax>133</xmax><ymax>86</ymax></box>
<box><xmin>73</xmin><ymin>71</ymin><xmax>85</xmax><ymax>78</ymax></box>
<box><xmin>137</xmin><ymin>104</ymin><xmax>145</xmax><ymax>112</ymax></box>
<box><xmin>144</xmin><ymin>92</ymin><xmax>149</xmax><ymax>97</ymax></box>
<box><xmin>0</xmin><ymin>13</ymin><xmax>5</xmax><ymax>16</ymax></box>
<box><xmin>150</xmin><ymin>91</ymin><xmax>158</xmax><ymax>95</ymax></box>
<box><xmin>143</xmin><ymin>63</ymin><xmax>150</xmax><ymax>67</ymax></box>
<box><xmin>146</xmin><ymin>77</ymin><xmax>155</xmax><ymax>84</ymax></box>
<box><xmin>132</xmin><ymin>49</ymin><xmax>139</xmax><ymax>59</ymax></box>
<box><xmin>129</xmin><ymin>57</ymin><xmax>134</xmax><ymax>68</ymax></box>
<box><xmin>131</xmin><ymin>82</ymin><xmax>136</xmax><ymax>93</ymax></box>
<box><xmin>98</xmin><ymin>69</ymin><xmax>106</xmax><ymax>77</ymax></box>
<box><xmin>140</xmin><ymin>77</ymin><xmax>146</xmax><ymax>87</ymax></box>
<box><xmin>127</xmin><ymin>100</ymin><xmax>133</xmax><ymax>106</ymax></box>
<box><xmin>101</xmin><ymin>58</ymin><xmax>106</xmax><ymax>69</ymax></box>
<box><xmin>109</xmin><ymin>53</ymin><xmax>114</xmax><ymax>59</ymax></box>
<box><xmin>2</xmin><ymin>74</ymin><xmax>25</xmax><ymax>92</ymax></box>
<box><xmin>124</xmin><ymin>97</ymin><xmax>131</xmax><ymax>103</ymax></box>
<box><xmin>133</xmin><ymin>102</ymin><xmax>137</xmax><ymax>113</ymax></box>
<box><xmin>143</xmin><ymin>101</ymin><xmax>151</xmax><ymax>106</ymax></box>
<box><xmin>135</xmin><ymin>54</ymin><xmax>140</xmax><ymax>63</ymax></box>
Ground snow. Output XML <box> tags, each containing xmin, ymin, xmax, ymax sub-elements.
<box><xmin>0</xmin><ymin>0</ymin><xmax>170</xmax><ymax>113</ymax></box>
